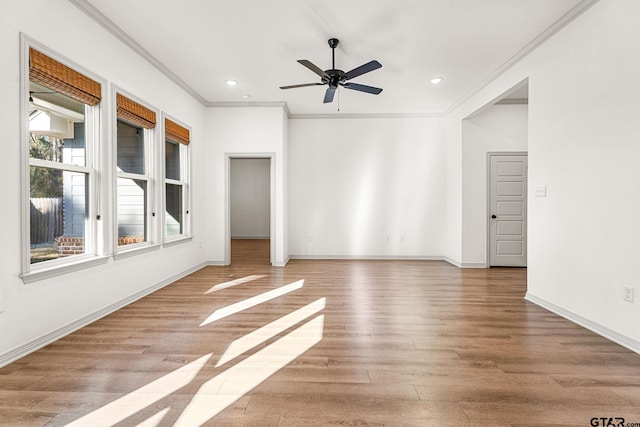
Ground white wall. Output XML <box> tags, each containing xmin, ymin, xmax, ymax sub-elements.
<box><xmin>442</xmin><ymin>116</ymin><xmax>463</xmax><ymax>265</ymax></box>
<box><xmin>288</xmin><ymin>117</ymin><xmax>444</xmax><ymax>258</ymax></box>
<box><xmin>282</xmin><ymin>112</ymin><xmax>289</xmax><ymax>260</ymax></box>
<box><xmin>230</xmin><ymin>158</ymin><xmax>270</xmax><ymax>239</ymax></box>
<box><xmin>203</xmin><ymin>106</ymin><xmax>288</xmax><ymax>265</ymax></box>
<box><xmin>3</xmin><ymin>0</ymin><xmax>639</xmax><ymax>365</ymax></box>
<box><xmin>526</xmin><ymin>0</ymin><xmax>640</xmax><ymax>346</ymax></box>
<box><xmin>0</xmin><ymin>0</ymin><xmax>207</xmax><ymax>364</ymax></box>
<box><xmin>444</xmin><ymin>0</ymin><xmax>640</xmax><ymax>349</ymax></box>
<box><xmin>461</xmin><ymin>104</ymin><xmax>528</xmax><ymax>266</ymax></box>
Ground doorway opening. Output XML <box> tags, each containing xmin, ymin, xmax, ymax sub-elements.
<box><xmin>461</xmin><ymin>78</ymin><xmax>528</xmax><ymax>268</ymax></box>
<box><xmin>226</xmin><ymin>155</ymin><xmax>274</xmax><ymax>265</ymax></box>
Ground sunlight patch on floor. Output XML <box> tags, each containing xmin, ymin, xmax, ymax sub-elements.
<box><xmin>136</xmin><ymin>407</ymin><xmax>171</xmax><ymax>427</ymax></box>
<box><xmin>65</xmin><ymin>276</ymin><xmax>323</xmax><ymax>426</ymax></box>
<box><xmin>200</xmin><ymin>279</ymin><xmax>305</xmax><ymax>326</ymax></box>
<box><xmin>205</xmin><ymin>275</ymin><xmax>266</xmax><ymax>294</ymax></box>
<box><xmin>174</xmin><ymin>314</ymin><xmax>325</xmax><ymax>426</ymax></box>
<box><xmin>216</xmin><ymin>297</ymin><xmax>326</xmax><ymax>367</ymax></box>
<box><xmin>65</xmin><ymin>354</ymin><xmax>212</xmax><ymax>427</ymax></box>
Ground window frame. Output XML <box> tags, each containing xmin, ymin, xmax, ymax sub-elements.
<box><xmin>20</xmin><ymin>36</ymin><xmax>109</xmax><ymax>283</ymax></box>
<box><xmin>112</xmin><ymin>87</ymin><xmax>160</xmax><ymax>256</ymax></box>
<box><xmin>162</xmin><ymin>114</ymin><xmax>192</xmax><ymax>244</ymax></box>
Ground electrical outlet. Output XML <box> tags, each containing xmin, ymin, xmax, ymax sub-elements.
<box><xmin>624</xmin><ymin>286</ymin><xmax>634</xmax><ymax>302</ymax></box>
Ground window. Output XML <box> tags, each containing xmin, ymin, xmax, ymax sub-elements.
<box><xmin>164</xmin><ymin>118</ymin><xmax>191</xmax><ymax>240</ymax></box>
<box><xmin>115</xmin><ymin>93</ymin><xmax>157</xmax><ymax>248</ymax></box>
<box><xmin>25</xmin><ymin>47</ymin><xmax>101</xmax><ymax>268</ymax></box>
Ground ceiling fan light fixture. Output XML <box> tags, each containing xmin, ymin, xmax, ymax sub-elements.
<box><xmin>225</xmin><ymin>79</ymin><xmax>239</xmax><ymax>86</ymax></box>
<box><xmin>429</xmin><ymin>77</ymin><xmax>444</xmax><ymax>85</ymax></box>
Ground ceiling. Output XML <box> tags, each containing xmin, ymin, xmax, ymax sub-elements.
<box><xmin>75</xmin><ymin>0</ymin><xmax>593</xmax><ymax>116</ymax></box>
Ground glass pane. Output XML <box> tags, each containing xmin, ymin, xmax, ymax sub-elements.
<box><xmin>117</xmin><ymin>120</ymin><xmax>145</xmax><ymax>174</ymax></box>
<box><xmin>165</xmin><ymin>140</ymin><xmax>180</xmax><ymax>180</ymax></box>
<box><xmin>30</xmin><ymin>166</ymin><xmax>87</xmax><ymax>264</ymax></box>
<box><xmin>117</xmin><ymin>178</ymin><xmax>147</xmax><ymax>246</ymax></box>
<box><xmin>29</xmin><ymin>82</ymin><xmax>86</xmax><ymax>167</ymax></box>
<box><xmin>165</xmin><ymin>184</ymin><xmax>183</xmax><ymax>237</ymax></box>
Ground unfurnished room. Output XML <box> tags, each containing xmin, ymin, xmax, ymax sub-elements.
<box><xmin>1</xmin><ymin>0</ymin><xmax>639</xmax><ymax>426</ymax></box>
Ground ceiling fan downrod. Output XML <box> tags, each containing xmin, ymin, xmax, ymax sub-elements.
<box><xmin>328</xmin><ymin>38</ymin><xmax>339</xmax><ymax>70</ymax></box>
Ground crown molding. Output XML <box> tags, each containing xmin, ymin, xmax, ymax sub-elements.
<box><xmin>443</xmin><ymin>0</ymin><xmax>599</xmax><ymax>116</ymax></box>
<box><xmin>206</xmin><ymin>101</ymin><xmax>292</xmax><ymax>117</ymax></box>
<box><xmin>206</xmin><ymin>101</ymin><xmax>287</xmax><ymax>109</ymax></box>
<box><xmin>289</xmin><ymin>112</ymin><xmax>442</xmax><ymax>120</ymax></box>
<box><xmin>68</xmin><ymin>0</ymin><xmax>208</xmax><ymax>106</ymax></box>
<box><xmin>495</xmin><ymin>98</ymin><xmax>528</xmax><ymax>105</ymax></box>
<box><xmin>206</xmin><ymin>102</ymin><xmax>440</xmax><ymax>119</ymax></box>
<box><xmin>69</xmin><ymin>0</ymin><xmax>598</xmax><ymax>117</ymax></box>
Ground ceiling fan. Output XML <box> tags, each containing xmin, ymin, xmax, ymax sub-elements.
<box><xmin>280</xmin><ymin>38</ymin><xmax>382</xmax><ymax>103</ymax></box>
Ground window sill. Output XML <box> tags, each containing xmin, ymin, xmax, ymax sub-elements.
<box><xmin>114</xmin><ymin>243</ymin><xmax>161</xmax><ymax>261</ymax></box>
<box><xmin>163</xmin><ymin>235</ymin><xmax>193</xmax><ymax>248</ymax></box>
<box><xmin>21</xmin><ymin>255</ymin><xmax>111</xmax><ymax>284</ymax></box>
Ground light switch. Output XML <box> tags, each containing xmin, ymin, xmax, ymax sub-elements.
<box><xmin>534</xmin><ymin>185</ymin><xmax>546</xmax><ymax>197</ymax></box>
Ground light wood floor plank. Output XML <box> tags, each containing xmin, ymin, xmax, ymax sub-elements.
<box><xmin>1</xmin><ymin>239</ymin><xmax>639</xmax><ymax>426</ymax></box>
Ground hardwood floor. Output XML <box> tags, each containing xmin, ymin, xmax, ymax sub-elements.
<box><xmin>1</xmin><ymin>240</ymin><xmax>639</xmax><ymax>426</ymax></box>
<box><xmin>231</xmin><ymin>239</ymin><xmax>270</xmax><ymax>265</ymax></box>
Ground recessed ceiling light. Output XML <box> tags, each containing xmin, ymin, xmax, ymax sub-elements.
<box><xmin>429</xmin><ymin>77</ymin><xmax>444</xmax><ymax>85</ymax></box>
<box><xmin>242</xmin><ymin>94</ymin><xmax>251</xmax><ymax>99</ymax></box>
<box><xmin>225</xmin><ymin>80</ymin><xmax>238</xmax><ymax>86</ymax></box>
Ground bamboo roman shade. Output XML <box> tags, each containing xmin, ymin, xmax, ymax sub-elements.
<box><xmin>116</xmin><ymin>93</ymin><xmax>156</xmax><ymax>129</ymax></box>
<box><xmin>165</xmin><ymin>118</ymin><xmax>190</xmax><ymax>145</ymax></box>
<box><xmin>29</xmin><ymin>48</ymin><xmax>101</xmax><ymax>106</ymax></box>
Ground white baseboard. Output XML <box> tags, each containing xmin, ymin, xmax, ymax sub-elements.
<box><xmin>289</xmin><ymin>254</ymin><xmax>445</xmax><ymax>261</ymax></box>
<box><xmin>207</xmin><ymin>256</ymin><xmax>487</xmax><ymax>269</ymax></box>
<box><xmin>0</xmin><ymin>262</ymin><xmax>208</xmax><ymax>368</ymax></box>
<box><xmin>289</xmin><ymin>254</ymin><xmax>486</xmax><ymax>268</ymax></box>
<box><xmin>525</xmin><ymin>292</ymin><xmax>640</xmax><ymax>355</ymax></box>
<box><xmin>443</xmin><ymin>257</ymin><xmax>461</xmax><ymax>267</ymax></box>
<box><xmin>273</xmin><ymin>257</ymin><xmax>289</xmax><ymax>267</ymax></box>
<box><xmin>205</xmin><ymin>259</ymin><xmax>289</xmax><ymax>267</ymax></box>
<box><xmin>443</xmin><ymin>257</ymin><xmax>488</xmax><ymax>268</ymax></box>
<box><xmin>231</xmin><ymin>236</ymin><xmax>270</xmax><ymax>240</ymax></box>
<box><xmin>461</xmin><ymin>262</ymin><xmax>489</xmax><ymax>268</ymax></box>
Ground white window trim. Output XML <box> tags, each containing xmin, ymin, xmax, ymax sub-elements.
<box><xmin>113</xmin><ymin>243</ymin><xmax>161</xmax><ymax>260</ymax></box>
<box><xmin>162</xmin><ymin>114</ymin><xmax>192</xmax><ymax>244</ymax></box>
<box><xmin>21</xmin><ymin>256</ymin><xmax>111</xmax><ymax>284</ymax></box>
<box><xmin>163</xmin><ymin>235</ymin><xmax>194</xmax><ymax>247</ymax></box>
<box><xmin>20</xmin><ymin>35</ymin><xmax>108</xmax><ymax>283</ymax></box>
<box><xmin>29</xmin><ymin>158</ymin><xmax>92</xmax><ymax>174</ymax></box>
<box><xmin>112</xmin><ymin>86</ymin><xmax>160</xmax><ymax>256</ymax></box>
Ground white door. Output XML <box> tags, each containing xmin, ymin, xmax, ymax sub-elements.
<box><xmin>489</xmin><ymin>154</ymin><xmax>527</xmax><ymax>267</ymax></box>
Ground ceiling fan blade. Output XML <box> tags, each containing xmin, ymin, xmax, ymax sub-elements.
<box><xmin>343</xmin><ymin>60</ymin><xmax>382</xmax><ymax>80</ymax></box>
<box><xmin>323</xmin><ymin>87</ymin><xmax>337</xmax><ymax>103</ymax></box>
<box><xmin>342</xmin><ymin>82</ymin><xmax>383</xmax><ymax>95</ymax></box>
<box><xmin>280</xmin><ymin>83</ymin><xmax>324</xmax><ymax>90</ymax></box>
<box><xmin>298</xmin><ymin>60</ymin><xmax>329</xmax><ymax>78</ymax></box>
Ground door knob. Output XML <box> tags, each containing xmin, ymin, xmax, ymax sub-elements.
<box><xmin>491</xmin><ymin>215</ymin><xmax>497</xmax><ymax>219</ymax></box>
